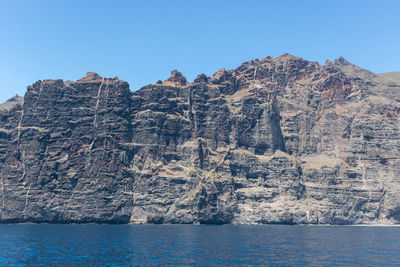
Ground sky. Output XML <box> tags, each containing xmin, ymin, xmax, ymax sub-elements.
<box><xmin>0</xmin><ymin>0</ymin><xmax>399</xmax><ymax>102</ymax></box>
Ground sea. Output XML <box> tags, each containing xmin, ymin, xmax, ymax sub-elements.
<box><xmin>0</xmin><ymin>224</ymin><xmax>399</xmax><ymax>266</ymax></box>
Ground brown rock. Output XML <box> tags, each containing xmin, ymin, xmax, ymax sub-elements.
<box><xmin>0</xmin><ymin>55</ymin><xmax>399</xmax><ymax>225</ymax></box>
<box><xmin>164</xmin><ymin>70</ymin><xmax>187</xmax><ymax>86</ymax></box>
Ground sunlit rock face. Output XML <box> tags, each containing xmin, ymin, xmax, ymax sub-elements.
<box><xmin>0</xmin><ymin>54</ymin><xmax>399</xmax><ymax>224</ymax></box>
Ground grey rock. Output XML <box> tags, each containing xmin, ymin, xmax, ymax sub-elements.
<box><xmin>0</xmin><ymin>55</ymin><xmax>399</xmax><ymax>225</ymax></box>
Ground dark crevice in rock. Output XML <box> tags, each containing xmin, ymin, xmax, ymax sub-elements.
<box><xmin>270</xmin><ymin>99</ymin><xmax>286</xmax><ymax>153</ymax></box>
<box><xmin>198</xmin><ymin>140</ymin><xmax>204</xmax><ymax>169</ymax></box>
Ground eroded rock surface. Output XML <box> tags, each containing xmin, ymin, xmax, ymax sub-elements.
<box><xmin>0</xmin><ymin>54</ymin><xmax>399</xmax><ymax>224</ymax></box>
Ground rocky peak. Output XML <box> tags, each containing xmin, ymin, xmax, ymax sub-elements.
<box><xmin>193</xmin><ymin>73</ymin><xmax>210</xmax><ymax>84</ymax></box>
<box><xmin>325</xmin><ymin>57</ymin><xmax>353</xmax><ymax>70</ymax></box>
<box><xmin>334</xmin><ymin>56</ymin><xmax>351</xmax><ymax>66</ymax></box>
<box><xmin>0</xmin><ymin>95</ymin><xmax>23</xmax><ymax>111</ymax></box>
<box><xmin>259</xmin><ymin>56</ymin><xmax>274</xmax><ymax>64</ymax></box>
<box><xmin>163</xmin><ymin>70</ymin><xmax>188</xmax><ymax>86</ymax></box>
<box><xmin>6</xmin><ymin>94</ymin><xmax>23</xmax><ymax>103</ymax></box>
<box><xmin>211</xmin><ymin>68</ymin><xmax>233</xmax><ymax>84</ymax></box>
<box><xmin>272</xmin><ymin>53</ymin><xmax>313</xmax><ymax>71</ymax></box>
<box><xmin>77</xmin><ymin>72</ymin><xmax>103</xmax><ymax>82</ymax></box>
<box><xmin>324</xmin><ymin>57</ymin><xmax>378</xmax><ymax>83</ymax></box>
<box><xmin>275</xmin><ymin>53</ymin><xmax>302</xmax><ymax>61</ymax></box>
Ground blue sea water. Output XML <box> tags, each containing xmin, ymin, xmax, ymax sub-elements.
<box><xmin>0</xmin><ymin>224</ymin><xmax>399</xmax><ymax>266</ymax></box>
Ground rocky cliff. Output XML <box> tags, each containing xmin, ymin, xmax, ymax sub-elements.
<box><xmin>0</xmin><ymin>54</ymin><xmax>399</xmax><ymax>224</ymax></box>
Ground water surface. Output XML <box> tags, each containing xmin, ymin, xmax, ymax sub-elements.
<box><xmin>0</xmin><ymin>224</ymin><xmax>399</xmax><ymax>266</ymax></box>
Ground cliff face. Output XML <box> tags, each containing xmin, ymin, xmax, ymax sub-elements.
<box><xmin>0</xmin><ymin>54</ymin><xmax>399</xmax><ymax>224</ymax></box>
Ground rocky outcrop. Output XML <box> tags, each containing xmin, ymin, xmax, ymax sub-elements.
<box><xmin>0</xmin><ymin>54</ymin><xmax>399</xmax><ymax>224</ymax></box>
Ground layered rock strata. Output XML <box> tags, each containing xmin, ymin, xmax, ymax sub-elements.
<box><xmin>0</xmin><ymin>54</ymin><xmax>399</xmax><ymax>224</ymax></box>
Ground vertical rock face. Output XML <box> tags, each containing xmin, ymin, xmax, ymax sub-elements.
<box><xmin>0</xmin><ymin>55</ymin><xmax>399</xmax><ymax>224</ymax></box>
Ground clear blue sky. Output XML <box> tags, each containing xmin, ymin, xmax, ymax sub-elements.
<box><xmin>1</xmin><ymin>0</ymin><xmax>399</xmax><ymax>102</ymax></box>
